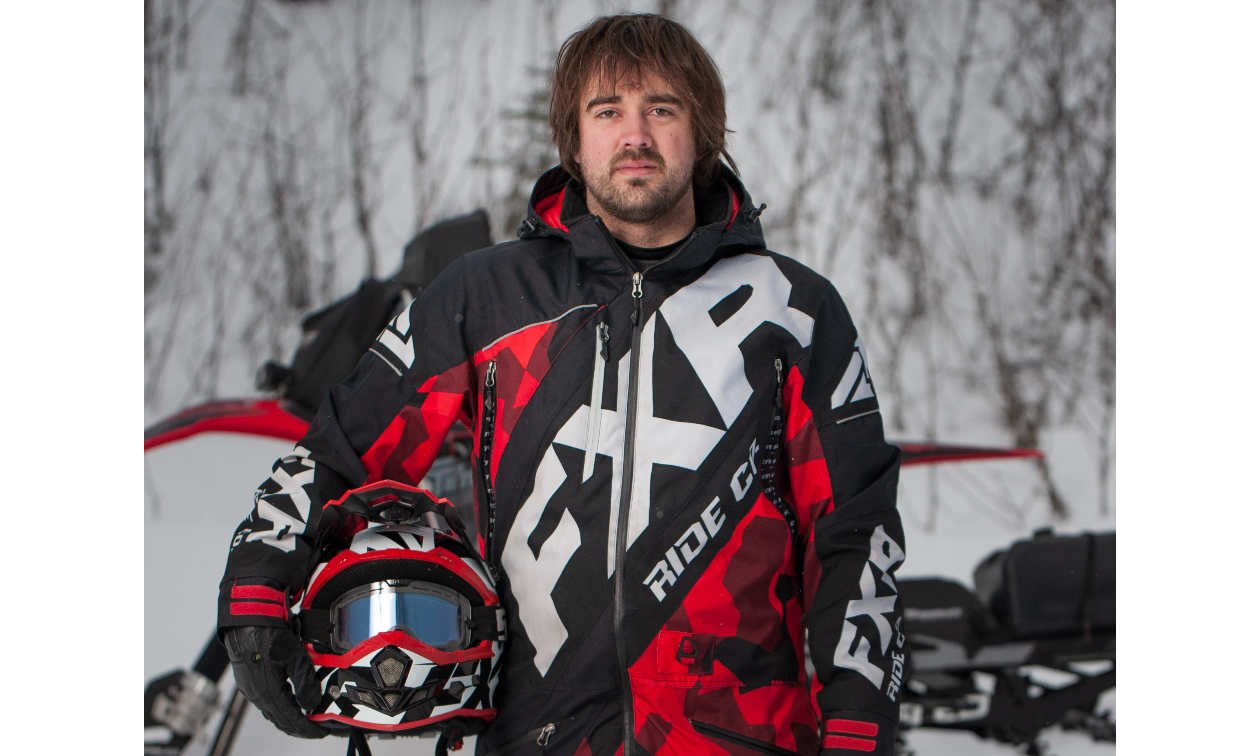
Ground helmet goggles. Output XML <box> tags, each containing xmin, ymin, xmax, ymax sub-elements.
<box><xmin>331</xmin><ymin>580</ymin><xmax>471</xmax><ymax>654</ymax></box>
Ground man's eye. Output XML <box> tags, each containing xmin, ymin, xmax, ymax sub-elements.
<box><xmin>650</xmin><ymin>108</ymin><xmax>673</xmax><ymax>117</ymax></box>
<box><xmin>596</xmin><ymin>109</ymin><xmax>617</xmax><ymax>118</ymax></box>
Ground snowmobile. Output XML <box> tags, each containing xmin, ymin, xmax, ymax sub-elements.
<box><xmin>895</xmin><ymin>529</ymin><xmax>1116</xmax><ymax>755</ymax></box>
<box><xmin>144</xmin><ymin>210</ymin><xmax>491</xmax><ymax>756</ymax></box>
<box><xmin>143</xmin><ymin>208</ymin><xmax>1086</xmax><ymax>755</ymax></box>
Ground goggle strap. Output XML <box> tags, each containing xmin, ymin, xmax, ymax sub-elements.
<box><xmin>469</xmin><ymin>605</ymin><xmax>506</xmax><ymax>641</ymax></box>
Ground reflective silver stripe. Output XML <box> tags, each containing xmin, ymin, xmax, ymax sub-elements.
<box><xmin>583</xmin><ymin>322</ymin><xmax>609</xmax><ymax>482</ymax></box>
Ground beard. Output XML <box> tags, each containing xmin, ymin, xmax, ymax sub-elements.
<box><xmin>582</xmin><ymin>147</ymin><xmax>694</xmax><ymax>224</ymax></box>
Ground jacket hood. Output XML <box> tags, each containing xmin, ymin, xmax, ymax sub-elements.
<box><xmin>519</xmin><ymin>164</ymin><xmax>767</xmax><ymax>278</ymax></box>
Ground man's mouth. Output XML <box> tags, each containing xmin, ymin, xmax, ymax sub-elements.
<box><xmin>614</xmin><ymin>161</ymin><xmax>658</xmax><ymax>178</ymax></box>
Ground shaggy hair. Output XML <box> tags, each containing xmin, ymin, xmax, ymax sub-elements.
<box><xmin>549</xmin><ymin>13</ymin><xmax>737</xmax><ymax>187</ymax></box>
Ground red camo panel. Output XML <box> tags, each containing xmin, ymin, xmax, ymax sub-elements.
<box><xmin>676</xmin><ymin>503</ymin><xmax>750</xmax><ymax>638</ymax></box>
<box><xmin>230</xmin><ymin>585</ymin><xmax>285</xmax><ymax>602</ymax></box>
<box><xmin>635</xmin><ymin>711</ymin><xmax>673</xmax><ymax>754</ymax></box>
<box><xmin>784</xmin><ymin>366</ymin><xmax>832</xmax><ymax>517</ymax></box>
<box><xmin>361</xmin><ymin>415</ymin><xmax>407</xmax><ymax>483</ymax></box>
<box><xmin>665</xmin><ymin>604</ymin><xmax>694</xmax><ymax>634</ymax></box>
<box><xmin>823</xmin><ymin>734</ymin><xmax>876</xmax><ymax>752</ymax></box>
<box><xmin>784</xmin><ymin>363</ymin><xmax>836</xmax><ymax>620</ymax></box>
<box><xmin>380</xmin><ymin>404</ymin><xmax>432</xmax><ymax>482</ymax></box>
<box><xmin>516</xmin><ymin>370</ymin><xmax>541</xmax><ymax>407</ymax></box>
<box><xmin>645</xmin><ymin>683</ymin><xmax>813</xmax><ymax>755</ymax></box>
<box><xmin>230</xmin><ymin>601</ymin><xmax>287</xmax><ymax>618</ymax></box>
<box><xmin>361</xmin><ymin>358</ymin><xmax>472</xmax><ymax>485</ymax></box>
<box><xmin>402</xmin><ymin>391</ymin><xmax>466</xmax><ymax>481</ymax></box>
<box><xmin>783</xmin><ymin>366</ymin><xmax>812</xmax><ymax>440</ymax></box>
<box><xmin>826</xmin><ymin>719</ymin><xmax>878</xmax><ymax>737</ymax></box>
<box><xmin>573</xmin><ymin>737</ymin><xmax>593</xmax><ymax>756</ymax></box>
<box><xmin>628</xmin><ymin>498</ymin><xmax>814</xmax><ymax>755</ymax></box>
<box><xmin>430</xmin><ymin>361</ymin><xmax>475</xmax><ymax>395</ymax></box>
<box><xmin>723</xmin><ymin>512</ymin><xmax>794</xmax><ymax>654</ymax></box>
<box><xmin>472</xmin><ymin>320</ymin><xmax>560</xmax><ymax>484</ymax></box>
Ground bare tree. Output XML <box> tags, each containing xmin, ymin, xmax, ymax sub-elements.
<box><xmin>143</xmin><ymin>0</ymin><xmax>1114</xmax><ymax>524</ymax></box>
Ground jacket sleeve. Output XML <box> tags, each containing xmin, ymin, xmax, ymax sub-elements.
<box><xmin>216</xmin><ymin>258</ymin><xmax>477</xmax><ymax>632</ymax></box>
<box><xmin>785</xmin><ymin>284</ymin><xmax>905</xmax><ymax>755</ymax></box>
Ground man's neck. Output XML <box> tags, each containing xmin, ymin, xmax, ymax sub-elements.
<box><xmin>585</xmin><ymin>184</ymin><xmax>697</xmax><ymax>247</ymax></box>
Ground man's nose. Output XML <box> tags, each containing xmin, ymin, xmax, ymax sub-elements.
<box><xmin>621</xmin><ymin>110</ymin><xmax>652</xmax><ymax>149</ymax></box>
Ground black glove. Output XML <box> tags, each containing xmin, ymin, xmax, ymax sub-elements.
<box><xmin>223</xmin><ymin>626</ymin><xmax>328</xmax><ymax>739</ymax></box>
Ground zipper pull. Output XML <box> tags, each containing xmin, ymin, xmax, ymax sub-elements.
<box><xmin>773</xmin><ymin>358</ymin><xmax>783</xmax><ymax>411</ymax></box>
<box><xmin>597</xmin><ymin>322</ymin><xmax>610</xmax><ymax>361</ymax></box>
<box><xmin>630</xmin><ymin>272</ymin><xmax>644</xmax><ymax>327</ymax></box>
<box><xmin>484</xmin><ymin>360</ymin><xmax>497</xmax><ymax>414</ymax></box>
<box><xmin>537</xmin><ymin>722</ymin><xmax>557</xmax><ymax>746</ymax></box>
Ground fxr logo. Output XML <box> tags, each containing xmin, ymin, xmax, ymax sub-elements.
<box><xmin>643</xmin><ymin>498</ymin><xmax>727</xmax><ymax>601</ymax></box>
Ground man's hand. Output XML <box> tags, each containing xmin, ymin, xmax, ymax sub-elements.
<box><xmin>223</xmin><ymin>626</ymin><xmax>328</xmax><ymax>739</ymax></box>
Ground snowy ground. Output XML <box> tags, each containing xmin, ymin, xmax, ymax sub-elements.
<box><xmin>145</xmin><ymin>433</ymin><xmax>1115</xmax><ymax>756</ymax></box>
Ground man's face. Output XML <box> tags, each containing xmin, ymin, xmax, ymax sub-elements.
<box><xmin>574</xmin><ymin>69</ymin><xmax>697</xmax><ymax>225</ymax></box>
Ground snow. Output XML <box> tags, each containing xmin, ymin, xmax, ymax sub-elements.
<box><xmin>145</xmin><ymin>432</ymin><xmax>1114</xmax><ymax>755</ymax></box>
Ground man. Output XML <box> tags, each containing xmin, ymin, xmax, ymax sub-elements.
<box><xmin>219</xmin><ymin>13</ymin><xmax>906</xmax><ymax>756</ymax></box>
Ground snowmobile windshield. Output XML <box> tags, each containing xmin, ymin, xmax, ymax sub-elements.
<box><xmin>331</xmin><ymin>582</ymin><xmax>470</xmax><ymax>653</ymax></box>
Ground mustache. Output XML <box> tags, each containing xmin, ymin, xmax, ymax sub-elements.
<box><xmin>609</xmin><ymin>147</ymin><xmax>666</xmax><ymax>175</ymax></box>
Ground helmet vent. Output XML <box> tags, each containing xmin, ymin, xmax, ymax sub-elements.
<box><xmin>356</xmin><ymin>690</ymin><xmax>374</xmax><ymax>705</ymax></box>
<box><xmin>383</xmin><ymin>692</ymin><xmax>402</xmax><ymax>708</ymax></box>
<box><xmin>376</xmin><ymin>657</ymin><xmax>406</xmax><ymax>687</ymax></box>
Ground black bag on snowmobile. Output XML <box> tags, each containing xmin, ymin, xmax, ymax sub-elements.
<box><xmin>256</xmin><ymin>210</ymin><xmax>492</xmax><ymax>417</ymax></box>
<box><xmin>972</xmin><ymin>528</ymin><xmax>1115</xmax><ymax>639</ymax></box>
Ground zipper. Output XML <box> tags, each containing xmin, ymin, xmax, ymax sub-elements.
<box><xmin>594</xmin><ymin>216</ymin><xmax>697</xmax><ymax>756</ymax></box>
<box><xmin>480</xmin><ymin>361</ymin><xmax>498</xmax><ymax>570</ymax></box>
<box><xmin>760</xmin><ymin>358</ymin><xmax>803</xmax><ymax>579</ymax></box>
<box><xmin>582</xmin><ymin>322</ymin><xmax>610</xmax><ymax>482</ymax></box>
<box><xmin>614</xmin><ymin>269</ymin><xmax>647</xmax><ymax>756</ymax></box>
<box><xmin>691</xmin><ymin>720</ymin><xmax>800</xmax><ymax>756</ymax></box>
<box><xmin>761</xmin><ymin>359</ymin><xmax>797</xmax><ymax>538</ymax></box>
<box><xmin>630</xmin><ymin>271</ymin><xmax>644</xmax><ymax>326</ymax></box>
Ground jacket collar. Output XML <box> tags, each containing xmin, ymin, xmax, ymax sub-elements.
<box><xmin>520</xmin><ymin>165</ymin><xmax>766</xmax><ymax>278</ymax></box>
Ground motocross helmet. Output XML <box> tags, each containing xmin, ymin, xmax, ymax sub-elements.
<box><xmin>298</xmin><ymin>482</ymin><xmax>503</xmax><ymax>736</ymax></box>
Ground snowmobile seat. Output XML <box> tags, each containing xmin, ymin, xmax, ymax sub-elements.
<box><xmin>256</xmin><ymin>210</ymin><xmax>493</xmax><ymax>417</ymax></box>
<box><xmin>898</xmin><ymin>577</ymin><xmax>988</xmax><ymax>647</ymax></box>
<box><xmin>972</xmin><ymin>529</ymin><xmax>1115</xmax><ymax>639</ymax></box>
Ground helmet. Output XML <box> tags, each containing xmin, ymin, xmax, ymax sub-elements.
<box><xmin>298</xmin><ymin>482</ymin><xmax>503</xmax><ymax>739</ymax></box>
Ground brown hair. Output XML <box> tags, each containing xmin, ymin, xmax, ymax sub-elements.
<box><xmin>549</xmin><ymin>13</ymin><xmax>736</xmax><ymax>186</ymax></box>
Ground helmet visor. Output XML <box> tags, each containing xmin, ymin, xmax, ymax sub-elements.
<box><xmin>331</xmin><ymin>582</ymin><xmax>470</xmax><ymax>653</ymax></box>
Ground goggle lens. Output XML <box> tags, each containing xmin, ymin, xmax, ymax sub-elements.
<box><xmin>333</xmin><ymin>584</ymin><xmax>465</xmax><ymax>652</ymax></box>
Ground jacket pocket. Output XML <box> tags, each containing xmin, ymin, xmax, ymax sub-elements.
<box><xmin>691</xmin><ymin>720</ymin><xmax>801</xmax><ymax>756</ymax></box>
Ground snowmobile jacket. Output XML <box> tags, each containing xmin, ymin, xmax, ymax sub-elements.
<box><xmin>219</xmin><ymin>165</ymin><xmax>908</xmax><ymax>756</ymax></box>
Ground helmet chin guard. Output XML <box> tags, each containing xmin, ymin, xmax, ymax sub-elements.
<box><xmin>299</xmin><ymin>482</ymin><xmax>503</xmax><ymax>736</ymax></box>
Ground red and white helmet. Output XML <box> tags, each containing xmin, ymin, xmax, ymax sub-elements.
<box><xmin>297</xmin><ymin>482</ymin><xmax>502</xmax><ymax>737</ymax></box>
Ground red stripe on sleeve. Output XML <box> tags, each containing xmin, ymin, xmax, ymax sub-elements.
<box><xmin>231</xmin><ymin>585</ymin><xmax>286</xmax><ymax>603</ymax></box>
<box><xmin>826</xmin><ymin>720</ymin><xmax>879</xmax><ymax>737</ymax></box>
<box><xmin>229</xmin><ymin>601</ymin><xmax>288</xmax><ymax>619</ymax></box>
<box><xmin>823</xmin><ymin>735</ymin><xmax>876</xmax><ymax>752</ymax></box>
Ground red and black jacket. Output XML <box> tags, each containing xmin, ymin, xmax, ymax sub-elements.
<box><xmin>219</xmin><ymin>166</ymin><xmax>907</xmax><ymax>756</ymax></box>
